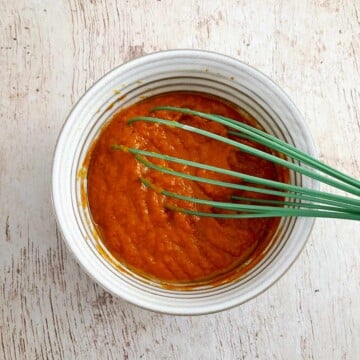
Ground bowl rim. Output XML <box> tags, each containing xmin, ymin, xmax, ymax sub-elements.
<box><xmin>51</xmin><ymin>49</ymin><xmax>318</xmax><ymax>315</ymax></box>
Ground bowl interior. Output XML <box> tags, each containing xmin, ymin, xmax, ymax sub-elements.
<box><xmin>52</xmin><ymin>50</ymin><xmax>317</xmax><ymax>314</ymax></box>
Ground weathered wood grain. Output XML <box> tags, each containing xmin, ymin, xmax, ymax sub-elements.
<box><xmin>0</xmin><ymin>0</ymin><xmax>359</xmax><ymax>359</ymax></box>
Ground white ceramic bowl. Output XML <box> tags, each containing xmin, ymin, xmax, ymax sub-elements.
<box><xmin>52</xmin><ymin>50</ymin><xmax>317</xmax><ymax>315</ymax></box>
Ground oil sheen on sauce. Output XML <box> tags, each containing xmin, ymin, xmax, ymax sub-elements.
<box><xmin>87</xmin><ymin>92</ymin><xmax>287</xmax><ymax>285</ymax></box>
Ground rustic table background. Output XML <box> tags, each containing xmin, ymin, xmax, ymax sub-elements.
<box><xmin>1</xmin><ymin>0</ymin><xmax>359</xmax><ymax>359</ymax></box>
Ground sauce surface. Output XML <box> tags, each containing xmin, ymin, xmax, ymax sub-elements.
<box><xmin>87</xmin><ymin>92</ymin><xmax>286</xmax><ymax>284</ymax></box>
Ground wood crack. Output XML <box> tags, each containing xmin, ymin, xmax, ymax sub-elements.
<box><xmin>5</xmin><ymin>215</ymin><xmax>10</xmax><ymax>242</ymax></box>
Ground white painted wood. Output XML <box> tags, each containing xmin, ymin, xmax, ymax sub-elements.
<box><xmin>1</xmin><ymin>0</ymin><xmax>359</xmax><ymax>359</ymax></box>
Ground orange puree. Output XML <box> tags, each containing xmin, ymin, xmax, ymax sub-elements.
<box><xmin>87</xmin><ymin>92</ymin><xmax>286</xmax><ymax>283</ymax></box>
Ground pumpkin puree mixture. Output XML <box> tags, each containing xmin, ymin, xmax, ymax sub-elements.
<box><xmin>87</xmin><ymin>92</ymin><xmax>286</xmax><ymax>283</ymax></box>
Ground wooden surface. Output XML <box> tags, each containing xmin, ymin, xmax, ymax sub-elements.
<box><xmin>1</xmin><ymin>1</ymin><xmax>359</xmax><ymax>359</ymax></box>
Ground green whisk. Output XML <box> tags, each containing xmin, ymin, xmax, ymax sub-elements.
<box><xmin>112</xmin><ymin>107</ymin><xmax>360</xmax><ymax>220</ymax></box>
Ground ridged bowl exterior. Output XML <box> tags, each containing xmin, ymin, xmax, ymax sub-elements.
<box><xmin>52</xmin><ymin>50</ymin><xmax>317</xmax><ymax>315</ymax></box>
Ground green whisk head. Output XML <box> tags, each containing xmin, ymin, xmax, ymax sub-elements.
<box><xmin>112</xmin><ymin>107</ymin><xmax>360</xmax><ymax>220</ymax></box>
